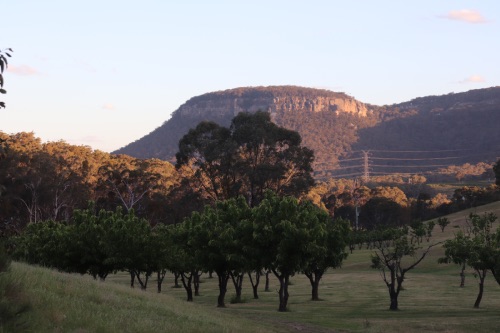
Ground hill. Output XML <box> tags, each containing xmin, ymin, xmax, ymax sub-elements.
<box><xmin>113</xmin><ymin>86</ymin><xmax>500</xmax><ymax>179</ymax></box>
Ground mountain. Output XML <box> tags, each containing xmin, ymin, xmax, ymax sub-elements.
<box><xmin>113</xmin><ymin>86</ymin><xmax>500</xmax><ymax>179</ymax></box>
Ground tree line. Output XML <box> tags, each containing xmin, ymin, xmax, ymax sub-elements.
<box><xmin>2</xmin><ymin>111</ymin><xmax>500</xmax><ymax>311</ymax></box>
<box><xmin>10</xmin><ymin>192</ymin><xmax>350</xmax><ymax>312</ymax></box>
<box><xmin>10</xmin><ymin>197</ymin><xmax>500</xmax><ymax>311</ymax></box>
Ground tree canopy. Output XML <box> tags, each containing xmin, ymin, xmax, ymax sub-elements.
<box><xmin>176</xmin><ymin>111</ymin><xmax>315</xmax><ymax>206</ymax></box>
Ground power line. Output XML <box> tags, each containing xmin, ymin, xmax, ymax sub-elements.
<box><xmin>370</xmin><ymin>156</ymin><xmax>464</xmax><ymax>161</ymax></box>
<box><xmin>325</xmin><ymin>148</ymin><xmax>499</xmax><ymax>180</ymax></box>
<box><xmin>366</xmin><ymin>149</ymin><xmax>473</xmax><ymax>153</ymax></box>
<box><xmin>370</xmin><ymin>164</ymin><xmax>457</xmax><ymax>168</ymax></box>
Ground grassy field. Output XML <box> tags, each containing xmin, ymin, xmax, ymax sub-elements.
<box><xmin>2</xmin><ymin>201</ymin><xmax>500</xmax><ymax>332</ymax></box>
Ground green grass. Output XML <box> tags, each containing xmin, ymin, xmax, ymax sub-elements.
<box><xmin>2</xmin><ymin>201</ymin><xmax>500</xmax><ymax>332</ymax></box>
<box><xmin>0</xmin><ymin>263</ymin><xmax>275</xmax><ymax>333</ymax></box>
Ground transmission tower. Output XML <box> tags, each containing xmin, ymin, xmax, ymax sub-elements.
<box><xmin>362</xmin><ymin>150</ymin><xmax>370</xmax><ymax>182</ymax></box>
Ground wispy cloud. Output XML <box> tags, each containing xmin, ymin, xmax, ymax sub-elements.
<box><xmin>441</xmin><ymin>9</ymin><xmax>488</xmax><ymax>24</ymax></box>
<box><xmin>102</xmin><ymin>103</ymin><xmax>115</xmax><ymax>110</ymax></box>
<box><xmin>7</xmin><ymin>65</ymin><xmax>40</xmax><ymax>76</ymax></box>
<box><xmin>459</xmin><ymin>75</ymin><xmax>485</xmax><ymax>84</ymax></box>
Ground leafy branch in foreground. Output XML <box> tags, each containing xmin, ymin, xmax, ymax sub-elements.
<box><xmin>0</xmin><ymin>48</ymin><xmax>13</xmax><ymax>109</ymax></box>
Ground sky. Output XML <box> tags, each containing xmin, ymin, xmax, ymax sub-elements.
<box><xmin>1</xmin><ymin>1</ymin><xmax>499</xmax><ymax>153</ymax></box>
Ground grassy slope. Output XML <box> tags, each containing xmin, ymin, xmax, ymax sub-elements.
<box><xmin>1</xmin><ymin>263</ymin><xmax>275</xmax><ymax>333</ymax></box>
<box><xmin>2</xmin><ymin>201</ymin><xmax>500</xmax><ymax>333</ymax></box>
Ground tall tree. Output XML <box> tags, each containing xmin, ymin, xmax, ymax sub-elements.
<box><xmin>176</xmin><ymin>121</ymin><xmax>238</xmax><ymax>202</ymax></box>
<box><xmin>176</xmin><ymin>111</ymin><xmax>314</xmax><ymax>206</ymax></box>
<box><xmin>97</xmin><ymin>155</ymin><xmax>164</xmax><ymax>215</ymax></box>
<box><xmin>230</xmin><ymin>111</ymin><xmax>315</xmax><ymax>206</ymax></box>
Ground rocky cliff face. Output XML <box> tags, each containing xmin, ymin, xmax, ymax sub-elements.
<box><xmin>175</xmin><ymin>86</ymin><xmax>370</xmax><ymax>120</ymax></box>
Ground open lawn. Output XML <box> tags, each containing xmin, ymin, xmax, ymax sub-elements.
<box><xmin>2</xmin><ymin>202</ymin><xmax>500</xmax><ymax>332</ymax></box>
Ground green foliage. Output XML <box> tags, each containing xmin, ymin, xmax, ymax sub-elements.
<box><xmin>176</xmin><ymin>111</ymin><xmax>315</xmax><ymax>206</ymax></box>
<box><xmin>250</xmin><ymin>192</ymin><xmax>349</xmax><ymax>310</ymax></box>
<box><xmin>437</xmin><ymin>217</ymin><xmax>451</xmax><ymax>232</ymax></box>
<box><xmin>12</xmin><ymin>220</ymin><xmax>70</xmax><ymax>269</ymax></box>
<box><xmin>0</xmin><ymin>48</ymin><xmax>13</xmax><ymax>109</ymax></box>
<box><xmin>440</xmin><ymin>212</ymin><xmax>499</xmax><ymax>307</ymax></box>
<box><xmin>181</xmin><ymin>196</ymin><xmax>252</xmax><ymax>307</ymax></box>
<box><xmin>11</xmin><ymin>204</ymin><xmax>155</xmax><ymax>284</ymax></box>
<box><xmin>370</xmin><ymin>222</ymin><xmax>438</xmax><ymax>310</ymax></box>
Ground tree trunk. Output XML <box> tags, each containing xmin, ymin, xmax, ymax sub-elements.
<box><xmin>389</xmin><ymin>293</ymin><xmax>398</xmax><ymax>311</ymax></box>
<box><xmin>173</xmin><ymin>271</ymin><xmax>181</xmax><ymax>288</ymax></box>
<box><xmin>460</xmin><ymin>263</ymin><xmax>466</xmax><ymax>288</ymax></box>
<box><xmin>276</xmin><ymin>273</ymin><xmax>290</xmax><ymax>312</ymax></box>
<box><xmin>180</xmin><ymin>272</ymin><xmax>193</xmax><ymax>302</ymax></box>
<box><xmin>265</xmin><ymin>270</ymin><xmax>270</xmax><ymax>292</ymax></box>
<box><xmin>305</xmin><ymin>270</ymin><xmax>323</xmax><ymax>301</ymax></box>
<box><xmin>194</xmin><ymin>271</ymin><xmax>201</xmax><ymax>296</ymax></box>
<box><xmin>217</xmin><ymin>271</ymin><xmax>230</xmax><ymax>308</ymax></box>
<box><xmin>387</xmin><ymin>268</ymin><xmax>399</xmax><ymax>311</ymax></box>
<box><xmin>474</xmin><ymin>269</ymin><xmax>487</xmax><ymax>308</ymax></box>
<box><xmin>98</xmin><ymin>271</ymin><xmax>108</xmax><ymax>281</ymax></box>
<box><xmin>157</xmin><ymin>270</ymin><xmax>167</xmax><ymax>293</ymax></box>
<box><xmin>230</xmin><ymin>272</ymin><xmax>244</xmax><ymax>302</ymax></box>
<box><xmin>248</xmin><ymin>271</ymin><xmax>260</xmax><ymax>299</ymax></box>
<box><xmin>134</xmin><ymin>270</ymin><xmax>151</xmax><ymax>290</ymax></box>
<box><xmin>130</xmin><ymin>270</ymin><xmax>136</xmax><ymax>288</ymax></box>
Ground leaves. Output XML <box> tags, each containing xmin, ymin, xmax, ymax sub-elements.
<box><xmin>176</xmin><ymin>111</ymin><xmax>314</xmax><ymax>206</ymax></box>
<box><xmin>0</xmin><ymin>48</ymin><xmax>13</xmax><ymax>108</ymax></box>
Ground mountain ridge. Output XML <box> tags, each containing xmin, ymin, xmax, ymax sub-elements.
<box><xmin>114</xmin><ymin>86</ymin><xmax>500</xmax><ymax>178</ymax></box>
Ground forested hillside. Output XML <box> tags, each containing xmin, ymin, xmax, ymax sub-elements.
<box><xmin>114</xmin><ymin>86</ymin><xmax>500</xmax><ymax>179</ymax></box>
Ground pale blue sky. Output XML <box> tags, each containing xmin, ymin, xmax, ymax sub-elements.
<box><xmin>1</xmin><ymin>1</ymin><xmax>498</xmax><ymax>152</ymax></box>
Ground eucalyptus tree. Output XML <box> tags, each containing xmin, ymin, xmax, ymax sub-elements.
<box><xmin>176</xmin><ymin>111</ymin><xmax>314</xmax><ymax>207</ymax></box>
<box><xmin>230</xmin><ymin>111</ymin><xmax>315</xmax><ymax>206</ymax></box>
<box><xmin>97</xmin><ymin>156</ymin><xmax>163</xmax><ymax>214</ymax></box>
<box><xmin>175</xmin><ymin>121</ymin><xmax>239</xmax><ymax>203</ymax></box>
